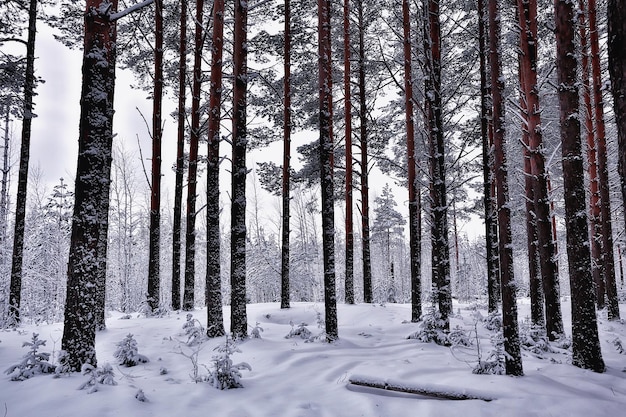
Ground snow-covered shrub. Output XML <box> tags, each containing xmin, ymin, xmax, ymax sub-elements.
<box><xmin>472</xmin><ymin>331</ymin><xmax>505</xmax><ymax>375</ymax></box>
<box><xmin>407</xmin><ymin>301</ymin><xmax>450</xmax><ymax>346</ymax></box>
<box><xmin>135</xmin><ymin>389</ymin><xmax>147</xmax><ymax>402</ymax></box>
<box><xmin>448</xmin><ymin>325</ymin><xmax>472</xmax><ymax>347</ymax></box>
<box><xmin>183</xmin><ymin>313</ymin><xmax>207</xmax><ymax>346</ymax></box>
<box><xmin>113</xmin><ymin>334</ymin><xmax>149</xmax><ymax>367</ymax></box>
<box><xmin>206</xmin><ymin>337</ymin><xmax>251</xmax><ymax>390</ymax></box>
<box><xmin>611</xmin><ymin>337</ymin><xmax>625</xmax><ymax>354</ymax></box>
<box><xmin>78</xmin><ymin>363</ymin><xmax>117</xmax><ymax>393</ymax></box>
<box><xmin>250</xmin><ymin>322</ymin><xmax>263</xmax><ymax>339</ymax></box>
<box><xmin>519</xmin><ymin>319</ymin><xmax>550</xmax><ymax>355</ymax></box>
<box><xmin>54</xmin><ymin>350</ymin><xmax>72</xmax><ymax>377</ymax></box>
<box><xmin>483</xmin><ymin>311</ymin><xmax>502</xmax><ymax>332</ymax></box>
<box><xmin>285</xmin><ymin>321</ymin><xmax>312</xmax><ymax>340</ymax></box>
<box><xmin>5</xmin><ymin>333</ymin><xmax>55</xmax><ymax>381</ymax></box>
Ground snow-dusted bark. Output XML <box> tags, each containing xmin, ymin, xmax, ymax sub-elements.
<box><xmin>489</xmin><ymin>0</ymin><xmax>522</xmax><ymax>376</ymax></box>
<box><xmin>281</xmin><ymin>0</ymin><xmax>292</xmax><ymax>310</ymax></box>
<box><xmin>62</xmin><ymin>0</ymin><xmax>118</xmax><ymax>370</ymax></box>
<box><xmin>423</xmin><ymin>0</ymin><xmax>452</xmax><ymax>327</ymax></box>
<box><xmin>9</xmin><ymin>0</ymin><xmax>38</xmax><ymax>324</ymax></box>
<box><xmin>402</xmin><ymin>0</ymin><xmax>421</xmax><ymax>322</ymax></box>
<box><xmin>517</xmin><ymin>0</ymin><xmax>563</xmax><ymax>339</ymax></box>
<box><xmin>318</xmin><ymin>0</ymin><xmax>338</xmax><ymax>340</ymax></box>
<box><xmin>554</xmin><ymin>0</ymin><xmax>604</xmax><ymax>373</ymax></box>
<box><xmin>171</xmin><ymin>0</ymin><xmax>188</xmax><ymax>312</ymax></box>
<box><xmin>343</xmin><ymin>0</ymin><xmax>354</xmax><ymax>306</ymax></box>
<box><xmin>608</xmin><ymin>1</ymin><xmax>626</xmax><ymax>258</ymax></box>
<box><xmin>477</xmin><ymin>0</ymin><xmax>500</xmax><ymax>314</ymax></box>
<box><xmin>147</xmin><ymin>0</ymin><xmax>163</xmax><ymax>313</ymax></box>
<box><xmin>231</xmin><ymin>0</ymin><xmax>249</xmax><ymax>340</ymax></box>
<box><xmin>182</xmin><ymin>0</ymin><xmax>204</xmax><ymax>312</ymax></box>
<box><xmin>206</xmin><ymin>0</ymin><xmax>225</xmax><ymax>338</ymax></box>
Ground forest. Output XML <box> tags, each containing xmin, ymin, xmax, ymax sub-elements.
<box><xmin>1</xmin><ymin>0</ymin><xmax>626</xmax><ymax>415</ymax></box>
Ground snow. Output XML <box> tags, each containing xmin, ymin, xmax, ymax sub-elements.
<box><xmin>1</xmin><ymin>301</ymin><xmax>625</xmax><ymax>416</ymax></box>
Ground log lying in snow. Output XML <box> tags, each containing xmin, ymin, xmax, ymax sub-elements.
<box><xmin>348</xmin><ymin>374</ymin><xmax>496</xmax><ymax>402</ymax></box>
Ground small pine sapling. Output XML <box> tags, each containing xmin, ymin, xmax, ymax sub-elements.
<box><xmin>113</xmin><ymin>334</ymin><xmax>150</xmax><ymax>366</ymax></box>
<box><xmin>407</xmin><ymin>297</ymin><xmax>450</xmax><ymax>346</ymax></box>
<box><xmin>183</xmin><ymin>313</ymin><xmax>207</xmax><ymax>346</ymax></box>
<box><xmin>611</xmin><ymin>337</ymin><xmax>625</xmax><ymax>354</ymax></box>
<box><xmin>78</xmin><ymin>363</ymin><xmax>117</xmax><ymax>393</ymax></box>
<box><xmin>483</xmin><ymin>311</ymin><xmax>502</xmax><ymax>332</ymax></box>
<box><xmin>206</xmin><ymin>336</ymin><xmax>252</xmax><ymax>390</ymax></box>
<box><xmin>5</xmin><ymin>333</ymin><xmax>55</xmax><ymax>381</ymax></box>
<box><xmin>519</xmin><ymin>318</ymin><xmax>550</xmax><ymax>356</ymax></box>
<box><xmin>285</xmin><ymin>321</ymin><xmax>312</xmax><ymax>340</ymax></box>
<box><xmin>448</xmin><ymin>325</ymin><xmax>472</xmax><ymax>347</ymax></box>
<box><xmin>250</xmin><ymin>322</ymin><xmax>264</xmax><ymax>339</ymax></box>
<box><xmin>472</xmin><ymin>330</ymin><xmax>505</xmax><ymax>375</ymax></box>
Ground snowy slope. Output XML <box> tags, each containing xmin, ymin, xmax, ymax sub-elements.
<box><xmin>1</xmin><ymin>301</ymin><xmax>625</xmax><ymax>417</ymax></box>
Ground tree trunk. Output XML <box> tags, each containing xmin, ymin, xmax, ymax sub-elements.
<box><xmin>147</xmin><ymin>0</ymin><xmax>164</xmax><ymax>313</ymax></box>
<box><xmin>579</xmin><ymin>5</ymin><xmax>604</xmax><ymax>310</ymax></box>
<box><xmin>0</xmin><ymin>107</ymin><xmax>9</xmax><ymax>253</ymax></box>
<box><xmin>357</xmin><ymin>0</ymin><xmax>372</xmax><ymax>304</ymax></box>
<box><xmin>403</xmin><ymin>0</ymin><xmax>421</xmax><ymax>322</ymax></box>
<box><xmin>318</xmin><ymin>0</ymin><xmax>338</xmax><ymax>340</ymax></box>
<box><xmin>489</xmin><ymin>0</ymin><xmax>523</xmax><ymax>376</ymax></box>
<box><xmin>517</xmin><ymin>0</ymin><xmax>563</xmax><ymax>339</ymax></box>
<box><xmin>9</xmin><ymin>0</ymin><xmax>38</xmax><ymax>325</ymax></box>
<box><xmin>343</xmin><ymin>0</ymin><xmax>355</xmax><ymax>305</ymax></box>
<box><xmin>231</xmin><ymin>0</ymin><xmax>248</xmax><ymax>339</ymax></box>
<box><xmin>172</xmin><ymin>0</ymin><xmax>188</xmax><ymax>312</ymax></box>
<box><xmin>553</xmin><ymin>0</ymin><xmax>604</xmax><ymax>373</ymax></box>
<box><xmin>478</xmin><ymin>0</ymin><xmax>500</xmax><ymax>314</ymax></box>
<box><xmin>206</xmin><ymin>0</ymin><xmax>225</xmax><ymax>338</ymax></box>
<box><xmin>588</xmin><ymin>0</ymin><xmax>619</xmax><ymax>320</ymax></box>
<box><xmin>608</xmin><ymin>1</ymin><xmax>626</xmax><ymax>251</ymax></box>
<box><xmin>281</xmin><ymin>0</ymin><xmax>292</xmax><ymax>309</ymax></box>
<box><xmin>423</xmin><ymin>0</ymin><xmax>452</xmax><ymax>326</ymax></box>
<box><xmin>183</xmin><ymin>0</ymin><xmax>204</xmax><ymax>312</ymax></box>
<box><xmin>62</xmin><ymin>0</ymin><xmax>118</xmax><ymax>370</ymax></box>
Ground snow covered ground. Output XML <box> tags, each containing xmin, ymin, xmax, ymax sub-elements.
<box><xmin>1</xmin><ymin>300</ymin><xmax>625</xmax><ymax>417</ymax></box>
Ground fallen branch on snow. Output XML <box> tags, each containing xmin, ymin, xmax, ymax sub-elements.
<box><xmin>348</xmin><ymin>374</ymin><xmax>496</xmax><ymax>402</ymax></box>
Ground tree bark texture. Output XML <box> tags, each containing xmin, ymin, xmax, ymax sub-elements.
<box><xmin>489</xmin><ymin>0</ymin><xmax>523</xmax><ymax>376</ymax></box>
<box><xmin>554</xmin><ymin>0</ymin><xmax>604</xmax><ymax>373</ymax></box>
<box><xmin>183</xmin><ymin>0</ymin><xmax>203</xmax><ymax>311</ymax></box>
<box><xmin>9</xmin><ymin>0</ymin><xmax>38</xmax><ymax>324</ymax></box>
<box><xmin>402</xmin><ymin>0</ymin><xmax>421</xmax><ymax>322</ymax></box>
<box><xmin>62</xmin><ymin>0</ymin><xmax>117</xmax><ymax>370</ymax></box>
<box><xmin>281</xmin><ymin>0</ymin><xmax>292</xmax><ymax>309</ymax></box>
<box><xmin>318</xmin><ymin>0</ymin><xmax>338</xmax><ymax>340</ymax></box>
<box><xmin>423</xmin><ymin>0</ymin><xmax>452</xmax><ymax>326</ymax></box>
<box><xmin>517</xmin><ymin>0</ymin><xmax>563</xmax><ymax>339</ymax></box>
<box><xmin>172</xmin><ymin>0</ymin><xmax>188</xmax><ymax>311</ymax></box>
<box><xmin>206</xmin><ymin>0</ymin><xmax>225</xmax><ymax>338</ymax></box>
<box><xmin>147</xmin><ymin>0</ymin><xmax>164</xmax><ymax>313</ymax></box>
<box><xmin>231</xmin><ymin>0</ymin><xmax>248</xmax><ymax>339</ymax></box>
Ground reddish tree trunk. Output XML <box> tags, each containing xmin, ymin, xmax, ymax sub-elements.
<box><xmin>147</xmin><ymin>0</ymin><xmax>164</xmax><ymax>313</ymax></box>
<box><xmin>554</xmin><ymin>0</ymin><xmax>604</xmax><ymax>372</ymax></box>
<box><xmin>171</xmin><ymin>0</ymin><xmax>188</xmax><ymax>312</ymax></box>
<box><xmin>281</xmin><ymin>0</ymin><xmax>292</xmax><ymax>309</ymax></box>
<box><xmin>489</xmin><ymin>0</ymin><xmax>523</xmax><ymax>376</ymax></box>
<box><xmin>403</xmin><ymin>0</ymin><xmax>421</xmax><ymax>321</ymax></box>
<box><xmin>206</xmin><ymin>0</ymin><xmax>225</xmax><ymax>337</ymax></box>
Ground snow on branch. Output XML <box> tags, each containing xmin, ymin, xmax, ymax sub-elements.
<box><xmin>110</xmin><ymin>0</ymin><xmax>155</xmax><ymax>21</ymax></box>
<box><xmin>348</xmin><ymin>374</ymin><xmax>497</xmax><ymax>401</ymax></box>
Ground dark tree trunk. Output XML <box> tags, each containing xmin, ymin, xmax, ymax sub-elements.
<box><xmin>62</xmin><ymin>0</ymin><xmax>117</xmax><ymax>370</ymax></box>
<box><xmin>403</xmin><ymin>0</ymin><xmax>421</xmax><ymax>322</ymax></box>
<box><xmin>517</xmin><ymin>0</ymin><xmax>563</xmax><ymax>339</ymax></box>
<box><xmin>231</xmin><ymin>0</ymin><xmax>248</xmax><ymax>339</ymax></box>
<box><xmin>318</xmin><ymin>0</ymin><xmax>338</xmax><ymax>340</ymax></box>
<box><xmin>343</xmin><ymin>0</ymin><xmax>355</xmax><ymax>305</ymax></box>
<box><xmin>554</xmin><ymin>0</ymin><xmax>604</xmax><ymax>373</ymax></box>
<box><xmin>147</xmin><ymin>0</ymin><xmax>164</xmax><ymax>313</ymax></box>
<box><xmin>478</xmin><ymin>0</ymin><xmax>500</xmax><ymax>314</ymax></box>
<box><xmin>579</xmin><ymin>6</ymin><xmax>604</xmax><ymax>310</ymax></box>
<box><xmin>281</xmin><ymin>0</ymin><xmax>292</xmax><ymax>309</ymax></box>
<box><xmin>206</xmin><ymin>0</ymin><xmax>225</xmax><ymax>338</ymax></box>
<box><xmin>183</xmin><ymin>0</ymin><xmax>204</xmax><ymax>311</ymax></box>
<box><xmin>489</xmin><ymin>0</ymin><xmax>523</xmax><ymax>376</ymax></box>
<box><xmin>588</xmin><ymin>0</ymin><xmax>619</xmax><ymax>320</ymax></box>
<box><xmin>608</xmin><ymin>1</ymin><xmax>626</xmax><ymax>251</ymax></box>
<box><xmin>357</xmin><ymin>0</ymin><xmax>372</xmax><ymax>304</ymax></box>
<box><xmin>423</xmin><ymin>0</ymin><xmax>452</xmax><ymax>326</ymax></box>
<box><xmin>9</xmin><ymin>0</ymin><xmax>38</xmax><ymax>324</ymax></box>
<box><xmin>172</xmin><ymin>0</ymin><xmax>188</xmax><ymax>312</ymax></box>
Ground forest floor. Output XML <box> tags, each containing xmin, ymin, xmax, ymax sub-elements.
<box><xmin>0</xmin><ymin>299</ymin><xmax>625</xmax><ymax>417</ymax></box>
